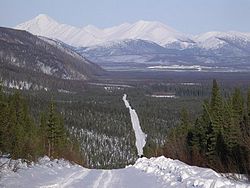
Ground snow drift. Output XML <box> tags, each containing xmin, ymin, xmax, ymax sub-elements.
<box><xmin>0</xmin><ymin>156</ymin><xmax>249</xmax><ymax>188</ymax></box>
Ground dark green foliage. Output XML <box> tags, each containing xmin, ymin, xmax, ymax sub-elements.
<box><xmin>0</xmin><ymin>88</ymin><xmax>83</xmax><ymax>164</ymax></box>
<box><xmin>0</xmin><ymin>92</ymin><xmax>39</xmax><ymax>160</ymax></box>
<box><xmin>163</xmin><ymin>81</ymin><xmax>250</xmax><ymax>177</ymax></box>
<box><xmin>20</xmin><ymin>87</ymin><xmax>137</xmax><ymax>168</ymax></box>
<box><xmin>248</xmin><ymin>89</ymin><xmax>250</xmax><ymax>117</ymax></box>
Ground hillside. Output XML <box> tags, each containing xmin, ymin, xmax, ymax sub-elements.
<box><xmin>0</xmin><ymin>27</ymin><xmax>104</xmax><ymax>91</ymax></box>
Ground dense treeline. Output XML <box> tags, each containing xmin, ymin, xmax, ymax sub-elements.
<box><xmin>125</xmin><ymin>88</ymin><xmax>203</xmax><ymax>157</ymax></box>
<box><xmin>22</xmin><ymin>87</ymin><xmax>137</xmax><ymax>168</ymax></box>
<box><xmin>0</xmin><ymin>85</ymin><xmax>83</xmax><ymax>164</ymax></box>
<box><xmin>58</xmin><ymin>89</ymin><xmax>137</xmax><ymax>168</ymax></box>
<box><xmin>2</xmin><ymin>76</ymin><xmax>249</xmax><ymax>169</ymax></box>
<box><xmin>163</xmin><ymin>80</ymin><xmax>250</xmax><ymax>178</ymax></box>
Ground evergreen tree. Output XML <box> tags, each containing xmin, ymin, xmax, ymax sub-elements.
<box><xmin>223</xmin><ymin>98</ymin><xmax>240</xmax><ymax>150</ymax></box>
<box><xmin>0</xmin><ymin>88</ymin><xmax>83</xmax><ymax>164</ymax></box>
<box><xmin>232</xmin><ymin>88</ymin><xmax>244</xmax><ymax>124</ymax></box>
<box><xmin>47</xmin><ymin>101</ymin><xmax>57</xmax><ymax>157</ymax></box>
<box><xmin>207</xmin><ymin>80</ymin><xmax>224</xmax><ymax>163</ymax></box>
<box><xmin>247</xmin><ymin>89</ymin><xmax>250</xmax><ymax>132</ymax></box>
<box><xmin>39</xmin><ymin>112</ymin><xmax>47</xmax><ymax>154</ymax></box>
<box><xmin>210</xmin><ymin>80</ymin><xmax>223</xmax><ymax>112</ymax></box>
<box><xmin>180</xmin><ymin>108</ymin><xmax>190</xmax><ymax>129</ymax></box>
<box><xmin>247</xmin><ymin>89</ymin><xmax>250</xmax><ymax>117</ymax></box>
<box><xmin>0</xmin><ymin>85</ymin><xmax>8</xmax><ymax>153</ymax></box>
<box><xmin>54</xmin><ymin>114</ymin><xmax>67</xmax><ymax>156</ymax></box>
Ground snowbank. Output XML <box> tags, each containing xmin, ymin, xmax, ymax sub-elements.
<box><xmin>0</xmin><ymin>156</ymin><xmax>249</xmax><ymax>188</ymax></box>
<box><xmin>134</xmin><ymin>156</ymin><xmax>249</xmax><ymax>188</ymax></box>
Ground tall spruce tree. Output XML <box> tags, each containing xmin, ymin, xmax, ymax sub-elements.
<box><xmin>46</xmin><ymin>100</ymin><xmax>68</xmax><ymax>157</ymax></box>
<box><xmin>0</xmin><ymin>85</ymin><xmax>7</xmax><ymax>152</ymax></box>
<box><xmin>39</xmin><ymin>112</ymin><xmax>47</xmax><ymax>154</ymax></box>
<box><xmin>244</xmin><ymin>89</ymin><xmax>250</xmax><ymax>144</ymax></box>
<box><xmin>47</xmin><ymin>101</ymin><xmax>57</xmax><ymax>157</ymax></box>
<box><xmin>180</xmin><ymin>108</ymin><xmax>190</xmax><ymax>130</ymax></box>
<box><xmin>223</xmin><ymin>98</ymin><xmax>239</xmax><ymax>150</ymax></box>
<box><xmin>232</xmin><ymin>88</ymin><xmax>244</xmax><ymax>124</ymax></box>
<box><xmin>247</xmin><ymin>89</ymin><xmax>250</xmax><ymax>126</ymax></box>
<box><xmin>207</xmin><ymin>80</ymin><xmax>225</xmax><ymax>164</ymax></box>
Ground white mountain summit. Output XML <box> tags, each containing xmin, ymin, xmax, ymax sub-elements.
<box><xmin>15</xmin><ymin>14</ymin><xmax>189</xmax><ymax>47</ymax></box>
<box><xmin>15</xmin><ymin>14</ymin><xmax>250</xmax><ymax>53</ymax></box>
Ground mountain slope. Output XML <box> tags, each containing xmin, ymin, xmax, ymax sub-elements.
<box><xmin>194</xmin><ymin>31</ymin><xmax>250</xmax><ymax>56</ymax></box>
<box><xmin>78</xmin><ymin>39</ymin><xmax>168</xmax><ymax>57</ymax></box>
<box><xmin>0</xmin><ymin>27</ymin><xmax>103</xmax><ymax>81</ymax></box>
<box><xmin>0</xmin><ymin>27</ymin><xmax>104</xmax><ymax>92</ymax></box>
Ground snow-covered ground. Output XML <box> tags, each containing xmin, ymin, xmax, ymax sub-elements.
<box><xmin>122</xmin><ymin>94</ymin><xmax>147</xmax><ymax>156</ymax></box>
<box><xmin>150</xmin><ymin>94</ymin><xmax>177</xmax><ymax>98</ymax></box>
<box><xmin>0</xmin><ymin>156</ymin><xmax>249</xmax><ymax>188</ymax></box>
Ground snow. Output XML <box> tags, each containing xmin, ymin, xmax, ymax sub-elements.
<box><xmin>15</xmin><ymin>14</ymin><xmax>189</xmax><ymax>47</ymax></box>
<box><xmin>15</xmin><ymin>14</ymin><xmax>250</xmax><ymax>50</ymax></box>
<box><xmin>122</xmin><ymin>94</ymin><xmax>147</xmax><ymax>156</ymax></box>
<box><xmin>80</xmin><ymin>39</ymin><xmax>167</xmax><ymax>57</ymax></box>
<box><xmin>69</xmin><ymin>127</ymin><xmax>136</xmax><ymax>168</ymax></box>
<box><xmin>148</xmin><ymin>65</ymin><xmax>203</xmax><ymax>71</ymax></box>
<box><xmin>0</xmin><ymin>156</ymin><xmax>249</xmax><ymax>188</ymax></box>
<box><xmin>89</xmin><ymin>82</ymin><xmax>132</xmax><ymax>88</ymax></box>
<box><xmin>134</xmin><ymin>157</ymin><xmax>249</xmax><ymax>188</ymax></box>
<box><xmin>2</xmin><ymin>80</ymin><xmax>46</xmax><ymax>91</ymax></box>
<box><xmin>150</xmin><ymin>94</ymin><xmax>177</xmax><ymax>98</ymax></box>
<box><xmin>194</xmin><ymin>31</ymin><xmax>250</xmax><ymax>49</ymax></box>
<box><xmin>37</xmin><ymin>61</ymin><xmax>54</xmax><ymax>75</ymax></box>
<box><xmin>180</xmin><ymin>82</ymin><xmax>201</xmax><ymax>86</ymax></box>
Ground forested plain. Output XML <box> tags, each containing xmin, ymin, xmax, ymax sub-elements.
<box><xmin>0</xmin><ymin>73</ymin><xmax>249</xmax><ymax>175</ymax></box>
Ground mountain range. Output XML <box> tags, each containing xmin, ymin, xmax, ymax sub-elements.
<box><xmin>15</xmin><ymin>14</ymin><xmax>191</xmax><ymax>47</ymax></box>
<box><xmin>16</xmin><ymin>14</ymin><xmax>250</xmax><ymax>49</ymax></box>
<box><xmin>13</xmin><ymin>14</ymin><xmax>250</xmax><ymax>71</ymax></box>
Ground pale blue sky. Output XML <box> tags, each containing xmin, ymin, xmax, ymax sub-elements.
<box><xmin>1</xmin><ymin>0</ymin><xmax>250</xmax><ymax>34</ymax></box>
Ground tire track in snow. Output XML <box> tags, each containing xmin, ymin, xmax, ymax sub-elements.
<box><xmin>92</xmin><ymin>171</ymin><xmax>105</xmax><ymax>188</ymax></box>
<box><xmin>103</xmin><ymin>171</ymin><xmax>113</xmax><ymax>188</ymax></box>
<box><xmin>92</xmin><ymin>170</ymin><xmax>113</xmax><ymax>188</ymax></box>
<box><xmin>40</xmin><ymin>169</ymin><xmax>90</xmax><ymax>188</ymax></box>
<box><xmin>60</xmin><ymin>169</ymin><xmax>90</xmax><ymax>188</ymax></box>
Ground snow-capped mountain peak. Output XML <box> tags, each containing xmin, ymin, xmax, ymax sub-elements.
<box><xmin>15</xmin><ymin>14</ymin><xmax>189</xmax><ymax>47</ymax></box>
<box><xmin>124</xmin><ymin>20</ymin><xmax>188</xmax><ymax>45</ymax></box>
<box><xmin>33</xmin><ymin>14</ymin><xmax>55</xmax><ymax>23</ymax></box>
<box><xmin>83</xmin><ymin>25</ymin><xmax>100</xmax><ymax>33</ymax></box>
<box><xmin>133</xmin><ymin>20</ymin><xmax>176</xmax><ymax>32</ymax></box>
<box><xmin>15</xmin><ymin>14</ymin><xmax>250</xmax><ymax>52</ymax></box>
<box><xmin>16</xmin><ymin>14</ymin><xmax>59</xmax><ymax>33</ymax></box>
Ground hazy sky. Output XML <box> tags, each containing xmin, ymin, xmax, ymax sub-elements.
<box><xmin>1</xmin><ymin>0</ymin><xmax>250</xmax><ymax>34</ymax></box>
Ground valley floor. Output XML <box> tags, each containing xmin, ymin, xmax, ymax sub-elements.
<box><xmin>0</xmin><ymin>156</ymin><xmax>249</xmax><ymax>188</ymax></box>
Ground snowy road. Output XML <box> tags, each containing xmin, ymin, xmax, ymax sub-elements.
<box><xmin>122</xmin><ymin>94</ymin><xmax>147</xmax><ymax>156</ymax></box>
<box><xmin>1</xmin><ymin>156</ymin><xmax>249</xmax><ymax>188</ymax></box>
